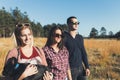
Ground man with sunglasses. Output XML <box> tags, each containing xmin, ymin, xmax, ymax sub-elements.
<box><xmin>64</xmin><ymin>16</ymin><xmax>90</xmax><ymax>80</ymax></box>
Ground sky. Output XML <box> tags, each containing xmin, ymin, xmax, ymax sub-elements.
<box><xmin>0</xmin><ymin>0</ymin><xmax>120</xmax><ymax>37</ymax></box>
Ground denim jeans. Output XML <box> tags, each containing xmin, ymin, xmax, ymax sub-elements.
<box><xmin>71</xmin><ymin>66</ymin><xmax>87</xmax><ymax>80</ymax></box>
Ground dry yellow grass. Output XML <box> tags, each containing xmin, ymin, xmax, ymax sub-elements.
<box><xmin>85</xmin><ymin>39</ymin><xmax>120</xmax><ymax>55</ymax></box>
<box><xmin>85</xmin><ymin>39</ymin><xmax>120</xmax><ymax>65</ymax></box>
<box><xmin>0</xmin><ymin>38</ymin><xmax>120</xmax><ymax>79</ymax></box>
<box><xmin>0</xmin><ymin>38</ymin><xmax>15</xmax><ymax>74</ymax></box>
<box><xmin>84</xmin><ymin>39</ymin><xmax>120</xmax><ymax>80</ymax></box>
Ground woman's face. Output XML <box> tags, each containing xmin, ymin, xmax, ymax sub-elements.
<box><xmin>20</xmin><ymin>28</ymin><xmax>33</xmax><ymax>46</ymax></box>
<box><xmin>54</xmin><ymin>29</ymin><xmax>62</xmax><ymax>44</ymax></box>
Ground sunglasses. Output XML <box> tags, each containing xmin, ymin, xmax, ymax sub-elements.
<box><xmin>70</xmin><ymin>22</ymin><xmax>80</xmax><ymax>25</ymax></box>
<box><xmin>54</xmin><ymin>33</ymin><xmax>63</xmax><ymax>38</ymax></box>
<box><xmin>16</xmin><ymin>23</ymin><xmax>30</xmax><ymax>27</ymax></box>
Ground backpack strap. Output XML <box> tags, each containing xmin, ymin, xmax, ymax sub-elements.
<box><xmin>16</xmin><ymin>47</ymin><xmax>20</xmax><ymax>62</ymax></box>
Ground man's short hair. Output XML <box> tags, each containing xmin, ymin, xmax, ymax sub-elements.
<box><xmin>67</xmin><ymin>16</ymin><xmax>77</xmax><ymax>24</ymax></box>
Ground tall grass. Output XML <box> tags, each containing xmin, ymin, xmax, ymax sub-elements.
<box><xmin>85</xmin><ymin>39</ymin><xmax>120</xmax><ymax>80</ymax></box>
<box><xmin>0</xmin><ymin>38</ymin><xmax>15</xmax><ymax>75</ymax></box>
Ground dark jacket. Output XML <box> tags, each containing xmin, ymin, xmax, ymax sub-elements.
<box><xmin>64</xmin><ymin>31</ymin><xmax>89</xmax><ymax>69</ymax></box>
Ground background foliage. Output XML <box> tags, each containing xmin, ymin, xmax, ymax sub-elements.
<box><xmin>0</xmin><ymin>7</ymin><xmax>120</xmax><ymax>39</ymax></box>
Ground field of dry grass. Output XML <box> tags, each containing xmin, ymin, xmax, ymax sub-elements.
<box><xmin>0</xmin><ymin>38</ymin><xmax>120</xmax><ymax>80</ymax></box>
<box><xmin>85</xmin><ymin>39</ymin><xmax>120</xmax><ymax>80</ymax></box>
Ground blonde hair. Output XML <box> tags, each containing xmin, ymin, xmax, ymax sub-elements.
<box><xmin>14</xmin><ymin>23</ymin><xmax>33</xmax><ymax>47</ymax></box>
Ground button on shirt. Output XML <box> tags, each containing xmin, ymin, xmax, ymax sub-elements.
<box><xmin>43</xmin><ymin>46</ymin><xmax>70</xmax><ymax>80</ymax></box>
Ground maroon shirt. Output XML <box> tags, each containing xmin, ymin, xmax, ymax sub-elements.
<box><xmin>5</xmin><ymin>46</ymin><xmax>47</xmax><ymax>66</ymax></box>
<box><xmin>43</xmin><ymin>46</ymin><xmax>70</xmax><ymax>80</ymax></box>
<box><xmin>4</xmin><ymin>46</ymin><xmax>47</xmax><ymax>80</ymax></box>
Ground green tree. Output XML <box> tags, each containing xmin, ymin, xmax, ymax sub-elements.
<box><xmin>11</xmin><ymin>7</ymin><xmax>30</xmax><ymax>24</ymax></box>
<box><xmin>43</xmin><ymin>24</ymin><xmax>54</xmax><ymax>37</ymax></box>
<box><xmin>30</xmin><ymin>22</ymin><xmax>43</xmax><ymax>37</ymax></box>
<box><xmin>89</xmin><ymin>27</ymin><xmax>98</xmax><ymax>38</ymax></box>
<box><xmin>115</xmin><ymin>30</ymin><xmax>120</xmax><ymax>39</ymax></box>
<box><xmin>100</xmin><ymin>27</ymin><xmax>106</xmax><ymax>38</ymax></box>
<box><xmin>0</xmin><ymin>7</ymin><xmax>14</xmax><ymax>37</ymax></box>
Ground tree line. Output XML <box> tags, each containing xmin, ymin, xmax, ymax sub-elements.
<box><xmin>0</xmin><ymin>7</ymin><xmax>120</xmax><ymax>39</ymax></box>
<box><xmin>0</xmin><ymin>7</ymin><xmax>68</xmax><ymax>37</ymax></box>
<box><xmin>89</xmin><ymin>27</ymin><xmax>120</xmax><ymax>39</ymax></box>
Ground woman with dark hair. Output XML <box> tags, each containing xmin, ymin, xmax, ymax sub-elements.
<box><xmin>43</xmin><ymin>26</ymin><xmax>72</xmax><ymax>80</ymax></box>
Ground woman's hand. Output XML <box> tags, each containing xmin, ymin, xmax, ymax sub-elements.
<box><xmin>43</xmin><ymin>71</ymin><xmax>53</xmax><ymax>80</ymax></box>
<box><xmin>18</xmin><ymin>64</ymin><xmax>38</xmax><ymax>80</ymax></box>
<box><xmin>24</xmin><ymin>64</ymin><xmax>38</xmax><ymax>77</ymax></box>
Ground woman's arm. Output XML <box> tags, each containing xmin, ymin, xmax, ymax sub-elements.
<box><xmin>67</xmin><ymin>69</ymin><xmax>72</xmax><ymax>80</ymax></box>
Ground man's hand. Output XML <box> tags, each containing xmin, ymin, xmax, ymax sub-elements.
<box><xmin>86</xmin><ymin>68</ymin><xmax>90</xmax><ymax>76</ymax></box>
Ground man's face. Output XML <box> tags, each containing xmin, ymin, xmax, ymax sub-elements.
<box><xmin>68</xmin><ymin>18</ymin><xmax>79</xmax><ymax>31</ymax></box>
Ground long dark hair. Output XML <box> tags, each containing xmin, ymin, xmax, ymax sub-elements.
<box><xmin>45</xmin><ymin>26</ymin><xmax>64</xmax><ymax>49</ymax></box>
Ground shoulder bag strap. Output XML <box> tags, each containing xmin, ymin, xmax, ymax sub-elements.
<box><xmin>16</xmin><ymin>47</ymin><xmax>20</xmax><ymax>62</ymax></box>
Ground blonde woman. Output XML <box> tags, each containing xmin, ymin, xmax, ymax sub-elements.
<box><xmin>3</xmin><ymin>23</ymin><xmax>52</xmax><ymax>80</ymax></box>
